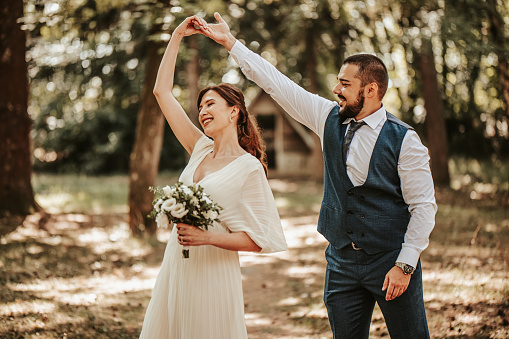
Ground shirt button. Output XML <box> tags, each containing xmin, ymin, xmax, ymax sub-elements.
<box><xmin>347</xmin><ymin>229</ymin><xmax>353</xmax><ymax>234</ymax></box>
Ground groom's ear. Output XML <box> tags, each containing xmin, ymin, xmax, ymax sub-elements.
<box><xmin>365</xmin><ymin>82</ymin><xmax>379</xmax><ymax>99</ymax></box>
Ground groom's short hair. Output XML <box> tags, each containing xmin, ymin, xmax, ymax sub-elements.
<box><xmin>343</xmin><ymin>54</ymin><xmax>389</xmax><ymax>100</ymax></box>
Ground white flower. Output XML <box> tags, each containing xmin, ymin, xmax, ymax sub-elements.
<box><xmin>155</xmin><ymin>212</ymin><xmax>170</xmax><ymax>229</ymax></box>
<box><xmin>205</xmin><ymin>210</ymin><xmax>218</xmax><ymax>220</ymax></box>
<box><xmin>161</xmin><ymin>198</ymin><xmax>177</xmax><ymax>212</ymax></box>
<box><xmin>190</xmin><ymin>196</ymin><xmax>199</xmax><ymax>207</ymax></box>
<box><xmin>162</xmin><ymin>185</ymin><xmax>174</xmax><ymax>197</ymax></box>
<box><xmin>182</xmin><ymin>185</ymin><xmax>193</xmax><ymax>196</ymax></box>
<box><xmin>202</xmin><ymin>195</ymin><xmax>212</xmax><ymax>205</ymax></box>
<box><xmin>170</xmin><ymin>203</ymin><xmax>189</xmax><ymax>218</ymax></box>
<box><xmin>154</xmin><ymin>199</ymin><xmax>164</xmax><ymax>212</ymax></box>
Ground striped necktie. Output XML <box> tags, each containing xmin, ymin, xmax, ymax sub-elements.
<box><xmin>342</xmin><ymin>120</ymin><xmax>366</xmax><ymax>165</ymax></box>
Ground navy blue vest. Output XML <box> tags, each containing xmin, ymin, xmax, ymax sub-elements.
<box><xmin>318</xmin><ymin>105</ymin><xmax>413</xmax><ymax>254</ymax></box>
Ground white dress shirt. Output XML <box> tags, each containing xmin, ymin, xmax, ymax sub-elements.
<box><xmin>230</xmin><ymin>41</ymin><xmax>437</xmax><ymax>268</ymax></box>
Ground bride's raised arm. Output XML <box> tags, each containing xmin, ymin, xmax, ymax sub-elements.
<box><xmin>153</xmin><ymin>16</ymin><xmax>208</xmax><ymax>155</ymax></box>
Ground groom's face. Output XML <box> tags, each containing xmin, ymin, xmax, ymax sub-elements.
<box><xmin>333</xmin><ymin>64</ymin><xmax>366</xmax><ymax>118</ymax></box>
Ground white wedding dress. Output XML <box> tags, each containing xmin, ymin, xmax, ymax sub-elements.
<box><xmin>139</xmin><ymin>135</ymin><xmax>287</xmax><ymax>339</ymax></box>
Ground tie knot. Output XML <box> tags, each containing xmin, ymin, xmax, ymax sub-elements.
<box><xmin>348</xmin><ymin>120</ymin><xmax>365</xmax><ymax>133</ymax></box>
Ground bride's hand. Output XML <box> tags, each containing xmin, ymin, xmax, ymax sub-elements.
<box><xmin>176</xmin><ymin>223</ymin><xmax>211</xmax><ymax>246</ymax></box>
<box><xmin>174</xmin><ymin>15</ymin><xmax>208</xmax><ymax>37</ymax></box>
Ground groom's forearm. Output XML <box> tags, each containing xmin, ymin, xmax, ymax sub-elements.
<box><xmin>228</xmin><ymin>40</ymin><xmax>334</xmax><ymax>136</ymax></box>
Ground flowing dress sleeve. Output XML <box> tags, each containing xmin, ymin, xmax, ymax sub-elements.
<box><xmin>228</xmin><ymin>162</ymin><xmax>288</xmax><ymax>253</ymax></box>
<box><xmin>190</xmin><ymin>134</ymin><xmax>213</xmax><ymax>160</ymax></box>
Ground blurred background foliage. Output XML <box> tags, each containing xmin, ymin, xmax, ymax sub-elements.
<box><xmin>23</xmin><ymin>0</ymin><xmax>508</xmax><ymax>176</ymax></box>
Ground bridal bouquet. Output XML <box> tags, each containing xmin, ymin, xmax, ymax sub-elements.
<box><xmin>149</xmin><ymin>182</ymin><xmax>222</xmax><ymax>258</ymax></box>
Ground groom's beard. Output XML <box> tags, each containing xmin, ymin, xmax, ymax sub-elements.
<box><xmin>339</xmin><ymin>90</ymin><xmax>365</xmax><ymax>119</ymax></box>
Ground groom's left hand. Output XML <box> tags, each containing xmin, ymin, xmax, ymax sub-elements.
<box><xmin>382</xmin><ymin>266</ymin><xmax>411</xmax><ymax>301</ymax></box>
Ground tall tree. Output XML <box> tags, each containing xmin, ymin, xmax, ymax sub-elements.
<box><xmin>487</xmin><ymin>0</ymin><xmax>509</xmax><ymax>117</ymax></box>
<box><xmin>419</xmin><ymin>43</ymin><xmax>450</xmax><ymax>185</ymax></box>
<box><xmin>0</xmin><ymin>0</ymin><xmax>39</xmax><ymax>235</ymax></box>
<box><xmin>395</xmin><ymin>1</ymin><xmax>451</xmax><ymax>185</ymax></box>
<box><xmin>186</xmin><ymin>35</ymin><xmax>200</xmax><ymax>128</ymax></box>
<box><xmin>128</xmin><ymin>29</ymin><xmax>166</xmax><ymax>237</ymax></box>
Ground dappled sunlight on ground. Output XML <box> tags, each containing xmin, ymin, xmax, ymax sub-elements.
<box><xmin>0</xmin><ymin>213</ymin><xmax>162</xmax><ymax>338</ymax></box>
<box><xmin>1</xmin><ymin>180</ymin><xmax>508</xmax><ymax>338</ymax></box>
<box><xmin>240</xmin><ymin>214</ymin><xmax>331</xmax><ymax>338</ymax></box>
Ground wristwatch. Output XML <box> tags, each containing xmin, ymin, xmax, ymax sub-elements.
<box><xmin>395</xmin><ymin>262</ymin><xmax>415</xmax><ymax>275</ymax></box>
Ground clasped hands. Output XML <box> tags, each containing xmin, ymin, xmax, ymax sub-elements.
<box><xmin>174</xmin><ymin>13</ymin><xmax>237</xmax><ymax>51</ymax></box>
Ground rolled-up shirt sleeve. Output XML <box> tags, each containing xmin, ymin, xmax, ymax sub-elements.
<box><xmin>396</xmin><ymin>130</ymin><xmax>437</xmax><ymax>268</ymax></box>
<box><xmin>230</xmin><ymin>41</ymin><xmax>334</xmax><ymax>139</ymax></box>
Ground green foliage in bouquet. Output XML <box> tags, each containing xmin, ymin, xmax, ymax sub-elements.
<box><xmin>149</xmin><ymin>181</ymin><xmax>222</xmax><ymax>231</ymax></box>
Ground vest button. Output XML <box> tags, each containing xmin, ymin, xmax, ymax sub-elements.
<box><xmin>360</xmin><ymin>232</ymin><xmax>365</xmax><ymax>237</ymax></box>
<box><xmin>347</xmin><ymin>191</ymin><xmax>354</xmax><ymax>196</ymax></box>
<box><xmin>360</xmin><ymin>214</ymin><xmax>365</xmax><ymax>219</ymax></box>
<box><xmin>347</xmin><ymin>210</ymin><xmax>353</xmax><ymax>215</ymax></box>
<box><xmin>347</xmin><ymin>229</ymin><xmax>353</xmax><ymax>234</ymax></box>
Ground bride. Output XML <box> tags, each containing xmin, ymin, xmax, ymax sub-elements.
<box><xmin>139</xmin><ymin>16</ymin><xmax>287</xmax><ymax>338</ymax></box>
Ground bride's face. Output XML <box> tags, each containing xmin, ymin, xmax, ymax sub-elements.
<box><xmin>198</xmin><ymin>90</ymin><xmax>235</xmax><ymax>136</ymax></box>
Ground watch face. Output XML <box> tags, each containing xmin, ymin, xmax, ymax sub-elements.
<box><xmin>403</xmin><ymin>265</ymin><xmax>413</xmax><ymax>274</ymax></box>
<box><xmin>396</xmin><ymin>263</ymin><xmax>414</xmax><ymax>274</ymax></box>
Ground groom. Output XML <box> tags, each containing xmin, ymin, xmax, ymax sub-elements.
<box><xmin>196</xmin><ymin>13</ymin><xmax>436</xmax><ymax>338</ymax></box>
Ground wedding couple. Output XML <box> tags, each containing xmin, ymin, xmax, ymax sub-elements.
<box><xmin>140</xmin><ymin>13</ymin><xmax>436</xmax><ymax>339</ymax></box>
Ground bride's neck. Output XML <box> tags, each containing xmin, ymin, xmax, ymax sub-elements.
<box><xmin>209</xmin><ymin>130</ymin><xmax>245</xmax><ymax>158</ymax></box>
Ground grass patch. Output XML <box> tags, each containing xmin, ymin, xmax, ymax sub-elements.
<box><xmin>33</xmin><ymin>172</ymin><xmax>180</xmax><ymax>214</ymax></box>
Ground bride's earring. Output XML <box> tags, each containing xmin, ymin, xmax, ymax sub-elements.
<box><xmin>229</xmin><ymin>115</ymin><xmax>233</xmax><ymax>123</ymax></box>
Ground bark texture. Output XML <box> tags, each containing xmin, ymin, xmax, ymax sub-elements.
<box><xmin>487</xmin><ymin>0</ymin><xmax>509</xmax><ymax>116</ymax></box>
<box><xmin>128</xmin><ymin>40</ymin><xmax>165</xmax><ymax>237</ymax></box>
<box><xmin>0</xmin><ymin>0</ymin><xmax>38</xmax><ymax>235</ymax></box>
<box><xmin>419</xmin><ymin>47</ymin><xmax>450</xmax><ymax>186</ymax></box>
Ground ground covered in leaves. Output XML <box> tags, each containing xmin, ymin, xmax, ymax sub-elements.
<box><xmin>1</xmin><ymin>176</ymin><xmax>508</xmax><ymax>338</ymax></box>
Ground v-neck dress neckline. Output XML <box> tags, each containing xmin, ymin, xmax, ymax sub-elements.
<box><xmin>192</xmin><ymin>148</ymin><xmax>250</xmax><ymax>184</ymax></box>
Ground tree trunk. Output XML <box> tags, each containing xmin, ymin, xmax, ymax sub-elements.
<box><xmin>304</xmin><ymin>28</ymin><xmax>324</xmax><ymax>180</ymax></box>
<box><xmin>186</xmin><ymin>35</ymin><xmax>200</xmax><ymax>127</ymax></box>
<box><xmin>419</xmin><ymin>46</ymin><xmax>450</xmax><ymax>186</ymax></box>
<box><xmin>0</xmin><ymin>0</ymin><xmax>39</xmax><ymax>235</ymax></box>
<box><xmin>128</xmin><ymin>39</ymin><xmax>166</xmax><ymax>237</ymax></box>
<box><xmin>487</xmin><ymin>0</ymin><xmax>509</xmax><ymax>116</ymax></box>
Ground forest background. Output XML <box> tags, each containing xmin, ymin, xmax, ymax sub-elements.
<box><xmin>0</xmin><ymin>0</ymin><xmax>508</xmax><ymax>338</ymax></box>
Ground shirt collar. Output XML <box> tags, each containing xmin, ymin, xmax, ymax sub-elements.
<box><xmin>342</xmin><ymin>104</ymin><xmax>387</xmax><ymax>129</ymax></box>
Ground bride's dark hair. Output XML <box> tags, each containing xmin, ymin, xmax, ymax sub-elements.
<box><xmin>197</xmin><ymin>83</ymin><xmax>267</xmax><ymax>175</ymax></box>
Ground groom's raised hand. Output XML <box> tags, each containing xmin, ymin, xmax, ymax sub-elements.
<box><xmin>196</xmin><ymin>12</ymin><xmax>237</xmax><ymax>51</ymax></box>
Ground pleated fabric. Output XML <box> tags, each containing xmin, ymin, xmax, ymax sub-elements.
<box><xmin>139</xmin><ymin>135</ymin><xmax>287</xmax><ymax>338</ymax></box>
